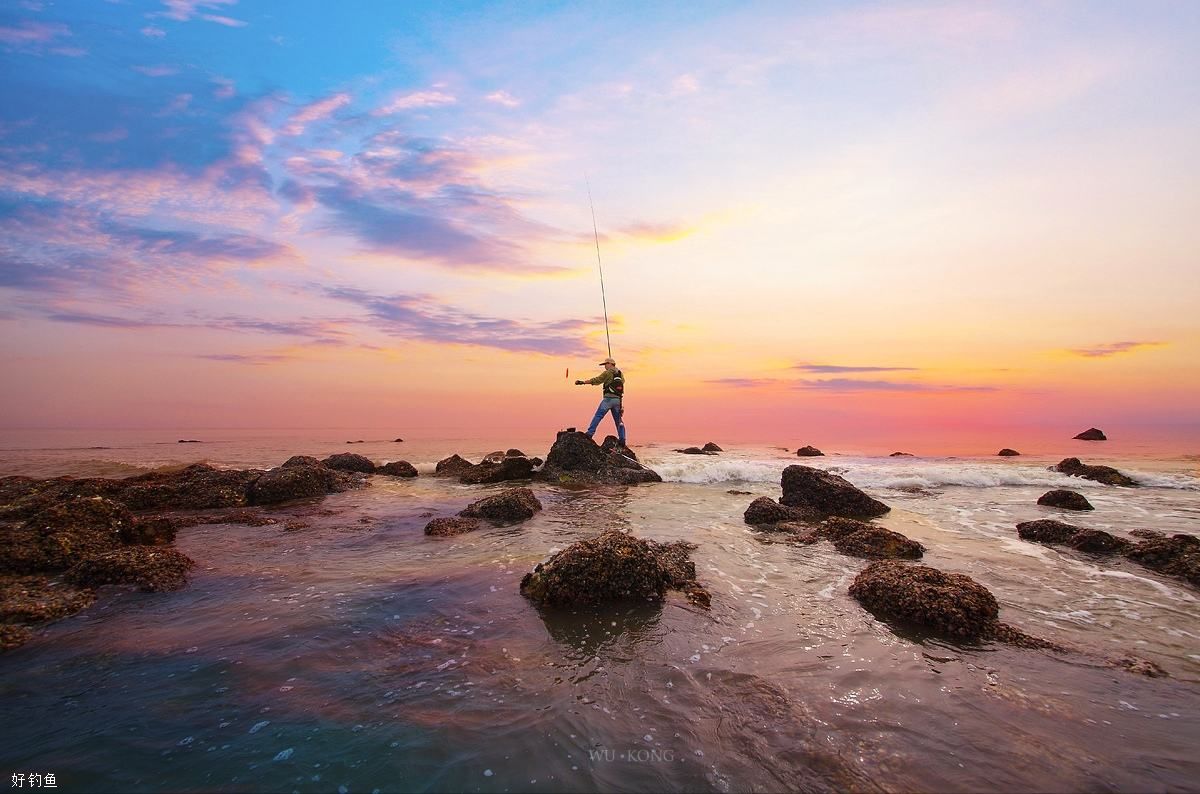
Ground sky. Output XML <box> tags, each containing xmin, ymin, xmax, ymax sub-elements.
<box><xmin>1</xmin><ymin>0</ymin><xmax>1198</xmax><ymax>443</ymax></box>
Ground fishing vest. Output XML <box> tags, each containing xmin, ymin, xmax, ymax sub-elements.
<box><xmin>605</xmin><ymin>369</ymin><xmax>625</xmax><ymax>398</ymax></box>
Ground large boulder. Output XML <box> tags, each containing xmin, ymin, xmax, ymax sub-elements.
<box><xmin>65</xmin><ymin>547</ymin><xmax>195</xmax><ymax>592</ymax></box>
<box><xmin>378</xmin><ymin>461</ymin><xmax>419</xmax><ymax>478</ymax></box>
<box><xmin>779</xmin><ymin>465</ymin><xmax>889</xmax><ymax>518</ymax></box>
<box><xmin>459</xmin><ymin>488</ymin><xmax>543</xmax><ymax>523</ymax></box>
<box><xmin>117</xmin><ymin>464</ymin><xmax>262</xmax><ymax>511</ymax></box>
<box><xmin>248</xmin><ymin>464</ymin><xmax>360</xmax><ymax>505</ymax></box>
<box><xmin>520</xmin><ymin>530</ymin><xmax>708</xmax><ymax>607</ymax></box>
<box><xmin>1016</xmin><ymin>519</ymin><xmax>1083</xmax><ymax>544</ymax></box>
<box><xmin>850</xmin><ymin>561</ymin><xmax>999</xmax><ymax>640</ymax></box>
<box><xmin>434</xmin><ymin>454</ymin><xmax>475</xmax><ymax>478</ymax></box>
<box><xmin>796</xmin><ymin>446</ymin><xmax>824</xmax><ymax>457</ymax></box>
<box><xmin>460</xmin><ymin>456</ymin><xmax>534</xmax><ymax>485</ymax></box>
<box><xmin>424</xmin><ymin>517</ymin><xmax>481</xmax><ymax>537</ymax></box>
<box><xmin>1074</xmin><ymin>427</ymin><xmax>1107</xmax><ymax>441</ymax></box>
<box><xmin>743</xmin><ymin>496</ymin><xmax>820</xmax><ymax>526</ymax></box>
<box><xmin>1053</xmin><ymin>458</ymin><xmax>1136</xmax><ymax>487</ymax></box>
<box><xmin>321</xmin><ymin>453</ymin><xmax>376</xmax><ymax>473</ymax></box>
<box><xmin>541</xmin><ymin>431</ymin><xmax>661</xmax><ymax>486</ymax></box>
<box><xmin>1037</xmin><ymin>489</ymin><xmax>1094</xmax><ymax>510</ymax></box>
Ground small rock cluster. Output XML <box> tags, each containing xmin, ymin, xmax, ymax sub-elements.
<box><xmin>424</xmin><ymin>488</ymin><xmax>544</xmax><ymax>537</ymax></box>
<box><xmin>1053</xmin><ymin>457</ymin><xmax>1136</xmax><ymax>487</ymax></box>
<box><xmin>1016</xmin><ymin>521</ymin><xmax>1199</xmax><ymax>588</ymax></box>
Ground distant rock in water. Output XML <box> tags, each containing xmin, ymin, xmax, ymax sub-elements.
<box><xmin>459</xmin><ymin>487</ymin><xmax>542</xmax><ymax>523</ymax></box>
<box><xmin>1037</xmin><ymin>489</ymin><xmax>1093</xmax><ymax>510</ymax></box>
<box><xmin>433</xmin><ymin>454</ymin><xmax>475</xmax><ymax>478</ymax></box>
<box><xmin>393</xmin><ymin>438</ymin><xmax>404</xmax><ymax>442</ymax></box>
<box><xmin>177</xmin><ymin>439</ymin><xmax>201</xmax><ymax>443</ymax></box>
<box><xmin>1053</xmin><ymin>457</ymin><xmax>1136</xmax><ymax>487</ymax></box>
<box><xmin>997</xmin><ymin>448</ymin><xmax>1020</xmax><ymax>456</ymax></box>
<box><xmin>424</xmin><ymin>517</ymin><xmax>481</xmax><ymax>537</ymax></box>
<box><xmin>520</xmin><ymin>530</ymin><xmax>708</xmax><ymax>608</ymax></box>
<box><xmin>796</xmin><ymin>446</ymin><xmax>824</xmax><ymax>457</ymax></box>
<box><xmin>702</xmin><ymin>442</ymin><xmax>723</xmax><ymax>452</ymax></box>
<box><xmin>321</xmin><ymin>453</ymin><xmax>376</xmax><ymax>474</ymax></box>
<box><xmin>378</xmin><ymin>461</ymin><xmax>418</xmax><ymax>478</ymax></box>
<box><xmin>1074</xmin><ymin>427</ymin><xmax>1107</xmax><ymax>441</ymax></box>
<box><xmin>541</xmin><ymin>430</ymin><xmax>661</xmax><ymax>486</ymax></box>
<box><xmin>675</xmin><ymin>447</ymin><xmax>716</xmax><ymax>455</ymax></box>
<box><xmin>780</xmin><ymin>465</ymin><xmax>889</xmax><ymax>518</ymax></box>
<box><xmin>889</xmin><ymin>452</ymin><xmax>914</xmax><ymax>457</ymax></box>
<box><xmin>505</xmin><ymin>448</ymin><xmax>525</xmax><ymax>457</ymax></box>
<box><xmin>346</xmin><ymin>440</ymin><xmax>366</xmax><ymax>444</ymax></box>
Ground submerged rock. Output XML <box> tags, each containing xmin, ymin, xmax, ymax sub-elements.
<box><xmin>1068</xmin><ymin>529</ymin><xmax>1131</xmax><ymax>555</ymax></box>
<box><xmin>1016</xmin><ymin>519</ymin><xmax>1083</xmax><ymax>544</ymax></box>
<box><xmin>424</xmin><ymin>517</ymin><xmax>482</xmax><ymax>537</ymax></box>
<box><xmin>321</xmin><ymin>453</ymin><xmax>376</xmax><ymax>473</ymax></box>
<box><xmin>520</xmin><ymin>530</ymin><xmax>708</xmax><ymax>607</ymax></box>
<box><xmin>780</xmin><ymin>465</ymin><xmax>890</xmax><ymax>518</ymax></box>
<box><xmin>997</xmin><ymin>448</ymin><xmax>1021</xmax><ymax>457</ymax></box>
<box><xmin>850</xmin><ymin>561</ymin><xmax>999</xmax><ymax>640</ymax></box>
<box><xmin>434</xmin><ymin>454</ymin><xmax>475</xmax><ymax>478</ymax></box>
<box><xmin>1074</xmin><ymin>427</ymin><xmax>1107</xmax><ymax>441</ymax></box>
<box><xmin>459</xmin><ymin>488</ymin><xmax>543</xmax><ymax>523</ymax></box>
<box><xmin>541</xmin><ymin>431</ymin><xmax>661</xmax><ymax>486</ymax></box>
<box><xmin>460</xmin><ymin>456</ymin><xmax>534</xmax><ymax>485</ymax></box>
<box><xmin>1053</xmin><ymin>458</ymin><xmax>1136</xmax><ymax>487</ymax></box>
<box><xmin>65</xmin><ymin>547</ymin><xmax>196</xmax><ymax>592</ymax></box>
<box><xmin>378</xmin><ymin>461</ymin><xmax>419</xmax><ymax>478</ymax></box>
<box><xmin>702</xmin><ymin>442</ymin><xmax>723</xmax><ymax>453</ymax></box>
<box><xmin>796</xmin><ymin>446</ymin><xmax>824</xmax><ymax>457</ymax></box>
<box><xmin>1037</xmin><ymin>489</ymin><xmax>1094</xmax><ymax>510</ymax></box>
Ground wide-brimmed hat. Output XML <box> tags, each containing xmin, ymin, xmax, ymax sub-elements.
<box><xmin>599</xmin><ymin>357</ymin><xmax>616</xmax><ymax>365</ymax></box>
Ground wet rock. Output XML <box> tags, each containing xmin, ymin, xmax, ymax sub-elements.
<box><xmin>780</xmin><ymin>465</ymin><xmax>890</xmax><ymax>518</ymax></box>
<box><xmin>281</xmin><ymin>455</ymin><xmax>322</xmax><ymax>468</ymax></box>
<box><xmin>1</xmin><ymin>497</ymin><xmax>132</xmax><ymax>573</ymax></box>
<box><xmin>702</xmin><ymin>442</ymin><xmax>723</xmax><ymax>453</ymax></box>
<box><xmin>1016</xmin><ymin>519</ymin><xmax>1083</xmax><ymax>544</ymax></box>
<box><xmin>1125</xmin><ymin>534</ymin><xmax>1200</xmax><ymax>587</ymax></box>
<box><xmin>850</xmin><ymin>560</ymin><xmax>999</xmax><ymax>640</ymax></box>
<box><xmin>177</xmin><ymin>439</ymin><xmax>201</xmax><ymax>443</ymax></box>
<box><xmin>393</xmin><ymin>438</ymin><xmax>404</xmax><ymax>443</ymax></box>
<box><xmin>541</xmin><ymin>431</ymin><xmax>661</xmax><ymax>486</ymax></box>
<box><xmin>1074</xmin><ymin>427</ymin><xmax>1107</xmax><ymax>441</ymax></box>
<box><xmin>1109</xmin><ymin>654</ymin><xmax>1168</xmax><ymax>678</ymax></box>
<box><xmin>321</xmin><ymin>453</ymin><xmax>376</xmax><ymax>473</ymax></box>
<box><xmin>675</xmin><ymin>447</ymin><xmax>716</xmax><ymax>455</ymax></box>
<box><xmin>1130</xmin><ymin>529</ymin><xmax>1166</xmax><ymax>540</ymax></box>
<box><xmin>378</xmin><ymin>461</ymin><xmax>419</xmax><ymax>478</ymax></box>
<box><xmin>997</xmin><ymin>448</ymin><xmax>1020</xmax><ymax>456</ymax></box>
<box><xmin>424</xmin><ymin>517</ymin><xmax>482</xmax><ymax>537</ymax></box>
<box><xmin>0</xmin><ymin>575</ymin><xmax>95</xmax><ymax>624</ymax></box>
<box><xmin>829</xmin><ymin>524</ymin><xmax>924</xmax><ymax>560</ymax></box>
<box><xmin>743</xmin><ymin>496</ymin><xmax>820</xmax><ymax>526</ymax></box>
<box><xmin>121</xmin><ymin>515</ymin><xmax>177</xmax><ymax>545</ymax></box>
<box><xmin>481</xmin><ymin>450</ymin><xmax>507</xmax><ymax>464</ymax></box>
<box><xmin>117</xmin><ymin>464</ymin><xmax>262</xmax><ymax>511</ymax></box>
<box><xmin>248</xmin><ymin>464</ymin><xmax>360</xmax><ymax>505</ymax></box>
<box><xmin>459</xmin><ymin>488</ymin><xmax>543</xmax><ymax>523</ymax></box>
<box><xmin>0</xmin><ymin>622</ymin><xmax>34</xmax><ymax>650</ymax></box>
<box><xmin>819</xmin><ymin>517</ymin><xmax>874</xmax><ymax>539</ymax></box>
<box><xmin>65</xmin><ymin>547</ymin><xmax>196</xmax><ymax>592</ymax></box>
<box><xmin>434</xmin><ymin>454</ymin><xmax>475</xmax><ymax>478</ymax></box>
<box><xmin>529</xmin><ymin>457</ymin><xmax>544</xmax><ymax>468</ymax></box>
<box><xmin>796</xmin><ymin>446</ymin><xmax>824</xmax><ymax>457</ymax></box>
<box><xmin>1037</xmin><ymin>489</ymin><xmax>1094</xmax><ymax>510</ymax></box>
<box><xmin>1053</xmin><ymin>457</ymin><xmax>1136</xmax><ymax>487</ymax></box>
<box><xmin>600</xmin><ymin>436</ymin><xmax>638</xmax><ymax>461</ymax></box>
<box><xmin>520</xmin><ymin>530</ymin><xmax>708</xmax><ymax>607</ymax></box>
<box><xmin>889</xmin><ymin>452</ymin><xmax>914</xmax><ymax>457</ymax></box>
<box><xmin>460</xmin><ymin>456</ymin><xmax>534</xmax><ymax>485</ymax></box>
<box><xmin>0</xmin><ymin>476</ymin><xmax>126</xmax><ymax>522</ymax></box>
<box><xmin>1068</xmin><ymin>529</ymin><xmax>1131</xmax><ymax>555</ymax></box>
<box><xmin>505</xmin><ymin>448</ymin><xmax>526</xmax><ymax>457</ymax></box>
<box><xmin>727</xmin><ymin>489</ymin><xmax>754</xmax><ymax>495</ymax></box>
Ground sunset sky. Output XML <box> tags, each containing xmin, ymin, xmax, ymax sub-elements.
<box><xmin>2</xmin><ymin>1</ymin><xmax>1198</xmax><ymax>441</ymax></box>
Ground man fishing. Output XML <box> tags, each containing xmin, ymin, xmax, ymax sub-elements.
<box><xmin>575</xmin><ymin>357</ymin><xmax>626</xmax><ymax>445</ymax></box>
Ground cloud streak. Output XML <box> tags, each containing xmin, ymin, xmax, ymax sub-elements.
<box><xmin>794</xmin><ymin>363</ymin><xmax>920</xmax><ymax>373</ymax></box>
<box><xmin>1066</xmin><ymin>341</ymin><xmax>1166</xmax><ymax>358</ymax></box>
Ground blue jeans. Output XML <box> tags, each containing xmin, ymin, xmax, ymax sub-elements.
<box><xmin>586</xmin><ymin>397</ymin><xmax>625</xmax><ymax>444</ymax></box>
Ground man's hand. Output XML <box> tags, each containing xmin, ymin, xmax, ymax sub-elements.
<box><xmin>574</xmin><ymin>380</ymin><xmax>584</xmax><ymax>385</ymax></box>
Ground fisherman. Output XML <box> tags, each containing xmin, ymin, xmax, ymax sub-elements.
<box><xmin>575</xmin><ymin>356</ymin><xmax>625</xmax><ymax>445</ymax></box>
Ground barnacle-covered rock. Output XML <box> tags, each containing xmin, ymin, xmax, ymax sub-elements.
<box><xmin>321</xmin><ymin>453</ymin><xmax>376</xmax><ymax>473</ymax></box>
<box><xmin>1016</xmin><ymin>519</ymin><xmax>1083</xmax><ymax>544</ymax></box>
<box><xmin>1</xmin><ymin>497</ymin><xmax>131</xmax><ymax>573</ymax></box>
<box><xmin>424</xmin><ymin>517</ymin><xmax>481</xmax><ymax>537</ymax></box>
<box><xmin>378</xmin><ymin>461</ymin><xmax>419</xmax><ymax>478</ymax></box>
<box><xmin>434</xmin><ymin>454</ymin><xmax>475</xmax><ymax>477</ymax></box>
<box><xmin>780</xmin><ymin>465</ymin><xmax>889</xmax><ymax>518</ymax></box>
<box><xmin>1068</xmin><ymin>529</ymin><xmax>1131</xmax><ymax>555</ymax></box>
<box><xmin>540</xmin><ymin>431</ymin><xmax>661</xmax><ymax>486</ymax></box>
<box><xmin>743</xmin><ymin>496</ymin><xmax>820</xmax><ymax>526</ymax></box>
<box><xmin>281</xmin><ymin>455</ymin><xmax>322</xmax><ymax>468</ymax></box>
<box><xmin>829</xmin><ymin>524</ymin><xmax>925</xmax><ymax>560</ymax></box>
<box><xmin>460</xmin><ymin>456</ymin><xmax>534</xmax><ymax>485</ymax></box>
<box><xmin>117</xmin><ymin>464</ymin><xmax>262</xmax><ymax>510</ymax></box>
<box><xmin>248</xmin><ymin>464</ymin><xmax>361</xmax><ymax>505</ymax></box>
<box><xmin>850</xmin><ymin>561</ymin><xmax>999</xmax><ymax>640</ymax></box>
<box><xmin>0</xmin><ymin>575</ymin><xmax>95</xmax><ymax>624</ymax></box>
<box><xmin>65</xmin><ymin>547</ymin><xmax>196</xmax><ymax>592</ymax></box>
<box><xmin>459</xmin><ymin>488</ymin><xmax>543</xmax><ymax>523</ymax></box>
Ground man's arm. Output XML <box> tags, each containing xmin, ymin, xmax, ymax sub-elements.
<box><xmin>576</xmin><ymin>371</ymin><xmax>612</xmax><ymax>386</ymax></box>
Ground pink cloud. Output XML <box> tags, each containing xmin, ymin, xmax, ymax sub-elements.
<box><xmin>374</xmin><ymin>90</ymin><xmax>457</xmax><ymax>115</ymax></box>
<box><xmin>485</xmin><ymin>90</ymin><xmax>520</xmax><ymax>108</ymax></box>
<box><xmin>157</xmin><ymin>0</ymin><xmax>237</xmax><ymax>22</ymax></box>
<box><xmin>281</xmin><ymin>93</ymin><xmax>352</xmax><ymax>136</ymax></box>
<box><xmin>201</xmin><ymin>14</ymin><xmax>247</xmax><ymax>27</ymax></box>
<box><xmin>0</xmin><ymin>20</ymin><xmax>69</xmax><ymax>44</ymax></box>
<box><xmin>1066</xmin><ymin>341</ymin><xmax>1166</xmax><ymax>358</ymax></box>
<box><xmin>133</xmin><ymin>64</ymin><xmax>179</xmax><ymax>77</ymax></box>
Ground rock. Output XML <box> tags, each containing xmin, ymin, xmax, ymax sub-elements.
<box><xmin>424</xmin><ymin>517</ymin><xmax>482</xmax><ymax>537</ymax></box>
<box><xmin>1016</xmin><ymin>519</ymin><xmax>1083</xmax><ymax>544</ymax></box>
<box><xmin>378</xmin><ymin>461</ymin><xmax>419</xmax><ymax>478</ymax></box>
<box><xmin>849</xmin><ymin>561</ymin><xmax>999</xmax><ymax>640</ymax></box>
<box><xmin>434</xmin><ymin>454</ymin><xmax>475</xmax><ymax>477</ymax></box>
<box><xmin>828</xmin><ymin>524</ymin><xmax>924</xmax><ymax>560</ymax></box>
<box><xmin>1</xmin><ymin>623</ymin><xmax>34</xmax><ymax>650</ymax></box>
<box><xmin>675</xmin><ymin>447</ymin><xmax>715</xmax><ymax>455</ymax></box>
<box><xmin>0</xmin><ymin>476</ymin><xmax>127</xmax><ymax>522</ymax></box>
<box><xmin>65</xmin><ymin>547</ymin><xmax>195</xmax><ymax>592</ymax></box>
<box><xmin>460</xmin><ymin>456</ymin><xmax>534</xmax><ymax>485</ymax></box>
<box><xmin>530</xmin><ymin>457</ymin><xmax>544</xmax><ymax>468</ymax></box>
<box><xmin>600</xmin><ymin>436</ymin><xmax>638</xmax><ymax>461</ymax></box>
<box><xmin>177</xmin><ymin>439</ymin><xmax>201</xmax><ymax>443</ymax></box>
<box><xmin>347</xmin><ymin>440</ymin><xmax>365</xmax><ymax>444</ymax></box>
<box><xmin>481</xmin><ymin>450</ymin><xmax>507</xmax><ymax>464</ymax></box>
<box><xmin>520</xmin><ymin>530</ymin><xmax>708</xmax><ymax>607</ymax></box>
<box><xmin>505</xmin><ymin>448</ymin><xmax>526</xmax><ymax>457</ymax></box>
<box><xmin>727</xmin><ymin>489</ymin><xmax>753</xmax><ymax>495</ymax></box>
<box><xmin>249</xmin><ymin>464</ymin><xmax>359</xmax><ymax>505</ymax></box>
<box><xmin>779</xmin><ymin>465</ymin><xmax>889</xmax><ymax>518</ymax></box>
<box><xmin>997</xmin><ymin>449</ymin><xmax>1020</xmax><ymax>456</ymax></box>
<box><xmin>281</xmin><ymin>455</ymin><xmax>322</xmax><ymax>468</ymax></box>
<box><xmin>321</xmin><ymin>453</ymin><xmax>376</xmax><ymax>473</ymax></box>
<box><xmin>819</xmin><ymin>517</ymin><xmax>875</xmax><ymax>539</ymax></box>
<box><xmin>541</xmin><ymin>431</ymin><xmax>661</xmax><ymax>486</ymax></box>
<box><xmin>459</xmin><ymin>488</ymin><xmax>543</xmax><ymax>523</ymax></box>
<box><xmin>1037</xmin><ymin>489</ymin><xmax>1094</xmax><ymax>510</ymax></box>
<box><xmin>393</xmin><ymin>438</ymin><xmax>404</xmax><ymax>442</ymax></box>
<box><xmin>121</xmin><ymin>515</ymin><xmax>177</xmax><ymax>545</ymax></box>
<box><xmin>743</xmin><ymin>496</ymin><xmax>820</xmax><ymax>526</ymax></box>
<box><xmin>889</xmin><ymin>452</ymin><xmax>914</xmax><ymax>457</ymax></box>
<box><xmin>796</xmin><ymin>446</ymin><xmax>824</xmax><ymax>457</ymax></box>
<box><xmin>1109</xmin><ymin>655</ymin><xmax>1168</xmax><ymax>678</ymax></box>
<box><xmin>117</xmin><ymin>464</ymin><xmax>261</xmax><ymax>511</ymax></box>
<box><xmin>1068</xmin><ymin>529</ymin><xmax>1131</xmax><ymax>555</ymax></box>
<box><xmin>702</xmin><ymin>442</ymin><xmax>723</xmax><ymax>452</ymax></box>
<box><xmin>1074</xmin><ymin>427</ymin><xmax>1107</xmax><ymax>441</ymax></box>
<box><xmin>1130</xmin><ymin>529</ymin><xmax>1166</xmax><ymax>540</ymax></box>
<box><xmin>1053</xmin><ymin>458</ymin><xmax>1136</xmax><ymax>487</ymax></box>
<box><xmin>0</xmin><ymin>575</ymin><xmax>95</xmax><ymax>624</ymax></box>
<box><xmin>2</xmin><ymin>497</ymin><xmax>132</xmax><ymax>573</ymax></box>
<box><xmin>1125</xmin><ymin>534</ymin><xmax>1200</xmax><ymax>587</ymax></box>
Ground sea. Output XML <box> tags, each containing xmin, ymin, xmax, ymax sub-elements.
<box><xmin>1</xmin><ymin>427</ymin><xmax>1198</xmax><ymax>793</ymax></box>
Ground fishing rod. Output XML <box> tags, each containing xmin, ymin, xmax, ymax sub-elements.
<box><xmin>586</xmin><ymin>177</ymin><xmax>612</xmax><ymax>359</ymax></box>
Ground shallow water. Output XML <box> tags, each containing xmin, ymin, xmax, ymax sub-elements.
<box><xmin>2</xmin><ymin>438</ymin><xmax>1200</xmax><ymax>792</ymax></box>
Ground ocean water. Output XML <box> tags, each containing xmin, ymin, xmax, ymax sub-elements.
<box><xmin>1</xmin><ymin>429</ymin><xmax>1199</xmax><ymax>792</ymax></box>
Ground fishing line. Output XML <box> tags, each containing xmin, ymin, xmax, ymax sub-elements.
<box><xmin>586</xmin><ymin>177</ymin><xmax>612</xmax><ymax>358</ymax></box>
